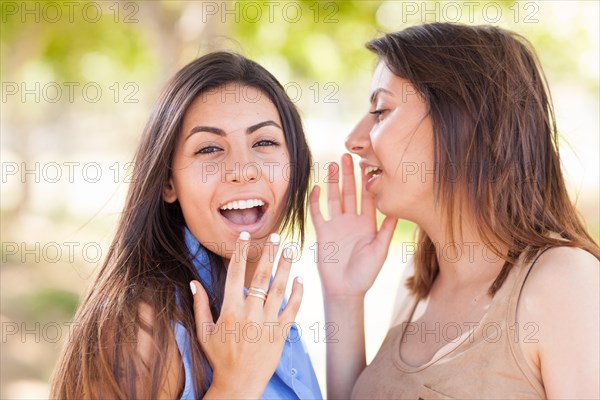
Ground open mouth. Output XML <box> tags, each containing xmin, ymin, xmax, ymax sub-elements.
<box><xmin>219</xmin><ymin>199</ymin><xmax>267</xmax><ymax>226</ymax></box>
<box><xmin>365</xmin><ymin>165</ymin><xmax>383</xmax><ymax>180</ymax></box>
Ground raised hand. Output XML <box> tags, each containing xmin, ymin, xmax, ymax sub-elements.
<box><xmin>191</xmin><ymin>232</ymin><xmax>303</xmax><ymax>399</ymax></box>
<box><xmin>309</xmin><ymin>154</ymin><xmax>397</xmax><ymax>298</ymax></box>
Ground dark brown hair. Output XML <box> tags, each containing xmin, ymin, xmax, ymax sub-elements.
<box><xmin>366</xmin><ymin>23</ymin><xmax>599</xmax><ymax>299</ymax></box>
<box><xmin>50</xmin><ymin>52</ymin><xmax>312</xmax><ymax>398</ymax></box>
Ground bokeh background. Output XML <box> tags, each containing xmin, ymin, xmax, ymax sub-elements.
<box><xmin>1</xmin><ymin>1</ymin><xmax>598</xmax><ymax>398</ymax></box>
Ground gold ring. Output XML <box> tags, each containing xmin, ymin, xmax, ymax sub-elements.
<box><xmin>247</xmin><ymin>292</ymin><xmax>267</xmax><ymax>301</ymax></box>
<box><xmin>248</xmin><ymin>287</ymin><xmax>268</xmax><ymax>296</ymax></box>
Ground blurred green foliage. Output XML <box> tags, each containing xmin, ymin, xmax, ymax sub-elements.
<box><xmin>2</xmin><ymin>1</ymin><xmax>597</xmax><ymax>93</ymax></box>
<box><xmin>1</xmin><ymin>0</ymin><xmax>154</xmax><ymax>81</ymax></box>
<box><xmin>9</xmin><ymin>288</ymin><xmax>79</xmax><ymax>322</ymax></box>
<box><xmin>227</xmin><ymin>0</ymin><xmax>598</xmax><ymax>94</ymax></box>
<box><xmin>230</xmin><ymin>0</ymin><xmax>381</xmax><ymax>81</ymax></box>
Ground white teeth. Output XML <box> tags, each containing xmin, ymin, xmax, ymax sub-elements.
<box><xmin>365</xmin><ymin>166</ymin><xmax>382</xmax><ymax>175</ymax></box>
<box><xmin>220</xmin><ymin>199</ymin><xmax>265</xmax><ymax>210</ymax></box>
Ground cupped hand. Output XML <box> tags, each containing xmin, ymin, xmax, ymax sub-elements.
<box><xmin>190</xmin><ymin>232</ymin><xmax>303</xmax><ymax>399</ymax></box>
<box><xmin>309</xmin><ymin>154</ymin><xmax>397</xmax><ymax>298</ymax></box>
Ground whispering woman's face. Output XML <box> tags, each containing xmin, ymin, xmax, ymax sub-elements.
<box><xmin>163</xmin><ymin>84</ymin><xmax>290</xmax><ymax>259</ymax></box>
<box><xmin>345</xmin><ymin>62</ymin><xmax>436</xmax><ymax>224</ymax></box>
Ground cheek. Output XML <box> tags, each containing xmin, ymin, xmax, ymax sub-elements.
<box><xmin>273</xmin><ymin>176</ymin><xmax>290</xmax><ymax>208</ymax></box>
<box><xmin>173</xmin><ymin>165</ymin><xmax>217</xmax><ymax>209</ymax></box>
<box><xmin>269</xmin><ymin>167</ymin><xmax>291</xmax><ymax>222</ymax></box>
<box><xmin>266</xmin><ymin>151</ymin><xmax>291</xmax><ymax>190</ymax></box>
<box><xmin>370</xmin><ymin>126</ymin><xmax>403</xmax><ymax>170</ymax></box>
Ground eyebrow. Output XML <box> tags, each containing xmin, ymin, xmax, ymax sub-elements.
<box><xmin>186</xmin><ymin>120</ymin><xmax>282</xmax><ymax>141</ymax></box>
<box><xmin>369</xmin><ymin>88</ymin><xmax>394</xmax><ymax>104</ymax></box>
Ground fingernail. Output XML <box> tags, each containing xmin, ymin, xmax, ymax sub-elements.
<box><xmin>296</xmin><ymin>276</ymin><xmax>303</xmax><ymax>285</ymax></box>
<box><xmin>269</xmin><ymin>232</ymin><xmax>280</xmax><ymax>244</ymax></box>
<box><xmin>239</xmin><ymin>231</ymin><xmax>250</xmax><ymax>241</ymax></box>
<box><xmin>283</xmin><ymin>247</ymin><xmax>294</xmax><ymax>259</ymax></box>
<box><xmin>190</xmin><ymin>281</ymin><xmax>197</xmax><ymax>295</ymax></box>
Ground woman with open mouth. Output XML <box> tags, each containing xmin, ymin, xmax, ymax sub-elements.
<box><xmin>311</xmin><ymin>23</ymin><xmax>599</xmax><ymax>399</ymax></box>
<box><xmin>50</xmin><ymin>52</ymin><xmax>322</xmax><ymax>399</ymax></box>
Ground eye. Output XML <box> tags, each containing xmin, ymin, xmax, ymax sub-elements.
<box><xmin>253</xmin><ymin>139</ymin><xmax>280</xmax><ymax>148</ymax></box>
<box><xmin>195</xmin><ymin>145</ymin><xmax>223</xmax><ymax>155</ymax></box>
<box><xmin>369</xmin><ymin>109</ymin><xmax>388</xmax><ymax>122</ymax></box>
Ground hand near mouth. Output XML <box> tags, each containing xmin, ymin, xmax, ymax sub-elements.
<box><xmin>190</xmin><ymin>232</ymin><xmax>303</xmax><ymax>399</ymax></box>
<box><xmin>309</xmin><ymin>153</ymin><xmax>398</xmax><ymax>299</ymax></box>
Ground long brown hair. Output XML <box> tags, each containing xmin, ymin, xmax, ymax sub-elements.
<box><xmin>50</xmin><ymin>52</ymin><xmax>312</xmax><ymax>398</ymax></box>
<box><xmin>366</xmin><ymin>23</ymin><xmax>599</xmax><ymax>299</ymax></box>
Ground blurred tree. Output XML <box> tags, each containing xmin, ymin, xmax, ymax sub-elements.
<box><xmin>227</xmin><ymin>0</ymin><xmax>598</xmax><ymax>92</ymax></box>
<box><xmin>2</xmin><ymin>1</ymin><xmax>150</xmax><ymax>218</ymax></box>
<box><xmin>230</xmin><ymin>0</ymin><xmax>380</xmax><ymax>81</ymax></box>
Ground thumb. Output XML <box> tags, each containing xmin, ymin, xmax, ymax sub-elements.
<box><xmin>190</xmin><ymin>280</ymin><xmax>215</xmax><ymax>344</ymax></box>
<box><xmin>373</xmin><ymin>217</ymin><xmax>398</xmax><ymax>257</ymax></box>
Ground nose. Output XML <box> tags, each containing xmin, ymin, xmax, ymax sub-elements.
<box><xmin>345</xmin><ymin>116</ymin><xmax>372</xmax><ymax>155</ymax></box>
<box><xmin>224</xmin><ymin>148</ymin><xmax>259</xmax><ymax>184</ymax></box>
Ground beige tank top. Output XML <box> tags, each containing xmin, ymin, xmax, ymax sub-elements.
<box><xmin>351</xmin><ymin>254</ymin><xmax>547</xmax><ymax>399</ymax></box>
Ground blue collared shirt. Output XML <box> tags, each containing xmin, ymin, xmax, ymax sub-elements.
<box><xmin>174</xmin><ymin>229</ymin><xmax>322</xmax><ymax>399</ymax></box>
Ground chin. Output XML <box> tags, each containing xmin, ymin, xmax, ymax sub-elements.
<box><xmin>377</xmin><ymin>199</ymin><xmax>413</xmax><ymax>220</ymax></box>
<box><xmin>376</xmin><ymin>199</ymin><xmax>397</xmax><ymax>218</ymax></box>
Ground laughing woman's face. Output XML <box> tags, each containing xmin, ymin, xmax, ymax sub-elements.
<box><xmin>163</xmin><ymin>84</ymin><xmax>290</xmax><ymax>259</ymax></box>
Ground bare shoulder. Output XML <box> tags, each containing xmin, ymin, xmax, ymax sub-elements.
<box><xmin>521</xmin><ymin>246</ymin><xmax>598</xmax><ymax>295</ymax></box>
<box><xmin>518</xmin><ymin>246</ymin><xmax>599</xmax><ymax>321</ymax></box>
<box><xmin>517</xmin><ymin>246</ymin><xmax>599</xmax><ymax>398</ymax></box>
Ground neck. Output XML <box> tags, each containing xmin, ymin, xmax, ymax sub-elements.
<box><xmin>418</xmin><ymin>215</ymin><xmax>507</xmax><ymax>289</ymax></box>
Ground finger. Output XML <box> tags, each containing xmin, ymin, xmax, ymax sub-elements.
<box><xmin>264</xmin><ymin>246</ymin><xmax>294</xmax><ymax>315</ymax></box>
<box><xmin>278</xmin><ymin>277</ymin><xmax>303</xmax><ymax>326</ymax></box>
<box><xmin>341</xmin><ymin>154</ymin><xmax>357</xmax><ymax>215</ymax></box>
<box><xmin>326</xmin><ymin>162</ymin><xmax>342</xmax><ymax>217</ymax></box>
<box><xmin>223</xmin><ymin>231</ymin><xmax>250</xmax><ymax>306</ymax></box>
<box><xmin>190</xmin><ymin>280</ymin><xmax>216</xmax><ymax>344</ymax></box>
<box><xmin>308</xmin><ymin>185</ymin><xmax>325</xmax><ymax>228</ymax></box>
<box><xmin>374</xmin><ymin>217</ymin><xmax>398</xmax><ymax>257</ymax></box>
<box><xmin>360</xmin><ymin>167</ymin><xmax>376</xmax><ymax>218</ymax></box>
<box><xmin>246</xmin><ymin>233</ymin><xmax>280</xmax><ymax>306</ymax></box>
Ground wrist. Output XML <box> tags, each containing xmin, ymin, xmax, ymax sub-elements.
<box><xmin>320</xmin><ymin>280</ymin><xmax>372</xmax><ymax>300</ymax></box>
<box><xmin>205</xmin><ymin>379</ymin><xmax>263</xmax><ymax>399</ymax></box>
<box><xmin>323</xmin><ymin>292</ymin><xmax>365</xmax><ymax>304</ymax></box>
<box><xmin>204</xmin><ymin>374</ymin><xmax>266</xmax><ymax>399</ymax></box>
<box><xmin>323</xmin><ymin>294</ymin><xmax>365</xmax><ymax>323</ymax></box>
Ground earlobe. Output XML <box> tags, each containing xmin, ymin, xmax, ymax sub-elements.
<box><xmin>163</xmin><ymin>178</ymin><xmax>177</xmax><ymax>203</ymax></box>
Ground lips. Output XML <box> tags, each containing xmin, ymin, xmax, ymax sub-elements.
<box><xmin>218</xmin><ymin>197</ymin><xmax>269</xmax><ymax>233</ymax></box>
<box><xmin>364</xmin><ymin>165</ymin><xmax>383</xmax><ymax>179</ymax></box>
<box><xmin>362</xmin><ymin>164</ymin><xmax>383</xmax><ymax>190</ymax></box>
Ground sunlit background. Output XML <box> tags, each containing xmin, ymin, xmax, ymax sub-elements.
<box><xmin>1</xmin><ymin>1</ymin><xmax>598</xmax><ymax>398</ymax></box>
